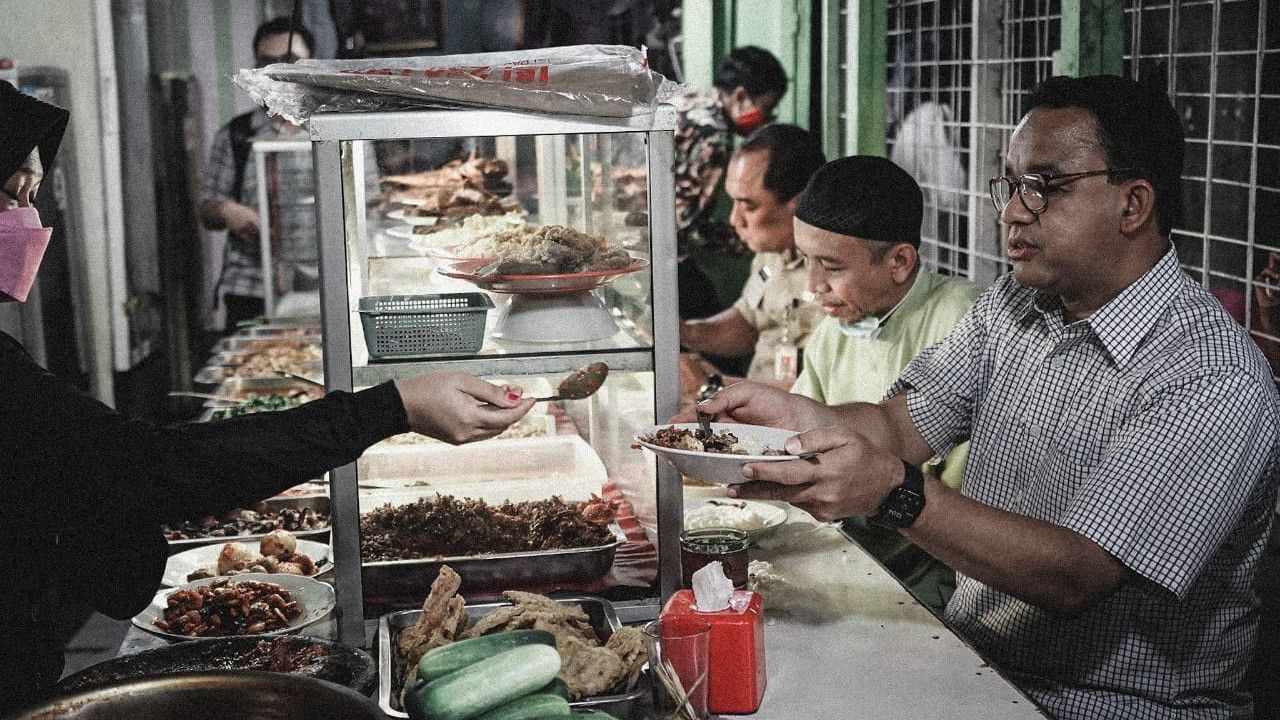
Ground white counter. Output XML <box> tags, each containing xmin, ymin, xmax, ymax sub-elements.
<box><xmin>743</xmin><ymin>515</ymin><xmax>1045</xmax><ymax>718</ymax></box>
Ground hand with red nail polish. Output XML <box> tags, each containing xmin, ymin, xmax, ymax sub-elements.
<box><xmin>394</xmin><ymin>374</ymin><xmax>536</xmax><ymax>444</ymax></box>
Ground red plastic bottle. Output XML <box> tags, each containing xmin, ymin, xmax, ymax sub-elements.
<box><xmin>661</xmin><ymin>588</ymin><xmax>767</xmax><ymax>714</ymax></box>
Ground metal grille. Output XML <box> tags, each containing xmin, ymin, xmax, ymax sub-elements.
<box><xmin>884</xmin><ymin>0</ymin><xmax>1062</xmax><ymax>285</ymax></box>
<box><xmin>1125</xmin><ymin>0</ymin><xmax>1279</xmax><ymax>377</ymax></box>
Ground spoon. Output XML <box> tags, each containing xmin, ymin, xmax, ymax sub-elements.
<box><xmin>695</xmin><ymin>409</ymin><xmax>715</xmax><ymax>438</ymax></box>
<box><xmin>530</xmin><ymin>362</ymin><xmax>609</xmax><ymax>402</ymax></box>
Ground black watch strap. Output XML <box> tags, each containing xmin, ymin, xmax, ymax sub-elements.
<box><xmin>869</xmin><ymin>460</ymin><xmax>927</xmax><ymax>529</ymax></box>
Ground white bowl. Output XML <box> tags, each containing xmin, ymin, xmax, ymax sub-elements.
<box><xmin>635</xmin><ymin>423</ymin><xmax>799</xmax><ymax>485</ymax></box>
<box><xmin>684</xmin><ymin>498</ymin><xmax>788</xmax><ymax>538</ymax></box>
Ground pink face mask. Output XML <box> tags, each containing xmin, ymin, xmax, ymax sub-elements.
<box><xmin>0</xmin><ymin>206</ymin><xmax>51</xmax><ymax>302</ymax></box>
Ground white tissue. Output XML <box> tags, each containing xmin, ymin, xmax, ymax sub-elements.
<box><xmin>691</xmin><ymin>560</ymin><xmax>733</xmax><ymax>612</ymax></box>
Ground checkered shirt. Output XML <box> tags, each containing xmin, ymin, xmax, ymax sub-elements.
<box><xmin>201</xmin><ymin>108</ymin><xmax>274</xmax><ymax>298</ymax></box>
<box><xmin>888</xmin><ymin>247</ymin><xmax>1280</xmax><ymax>719</ymax></box>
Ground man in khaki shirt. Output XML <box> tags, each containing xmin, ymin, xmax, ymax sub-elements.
<box><xmin>679</xmin><ymin>124</ymin><xmax>826</xmax><ymax>389</ymax></box>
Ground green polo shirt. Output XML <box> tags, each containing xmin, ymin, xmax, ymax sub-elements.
<box><xmin>792</xmin><ymin>269</ymin><xmax>981</xmax><ymax>489</ymax></box>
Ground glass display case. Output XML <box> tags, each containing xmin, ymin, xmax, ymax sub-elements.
<box><xmin>307</xmin><ymin>107</ymin><xmax>682</xmax><ymax>646</ymax></box>
<box><xmin>250</xmin><ymin>139</ymin><xmax>317</xmax><ymax>317</ymax></box>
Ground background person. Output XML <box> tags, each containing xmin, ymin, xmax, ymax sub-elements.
<box><xmin>684</xmin><ymin>75</ymin><xmax>1279</xmax><ymax>718</ymax></box>
<box><xmin>671</xmin><ymin>46</ymin><xmax>788</xmax><ymax>322</ymax></box>
<box><xmin>0</xmin><ymin>80</ymin><xmax>535</xmax><ymax>713</ymax></box>
<box><xmin>789</xmin><ymin>155</ymin><xmax>980</xmax><ymax>612</ymax></box>
<box><xmin>198</xmin><ymin>17</ymin><xmax>315</xmax><ymax>331</ymax></box>
<box><xmin>678</xmin><ymin>123</ymin><xmax>826</xmax><ymax>391</ymax></box>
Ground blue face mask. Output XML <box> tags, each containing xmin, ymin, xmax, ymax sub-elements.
<box><xmin>837</xmin><ymin>316</ymin><xmax>883</xmax><ymax>340</ymax></box>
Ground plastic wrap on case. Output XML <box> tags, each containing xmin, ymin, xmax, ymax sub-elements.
<box><xmin>235</xmin><ymin>44</ymin><xmax>683</xmax><ymax>124</ymax></box>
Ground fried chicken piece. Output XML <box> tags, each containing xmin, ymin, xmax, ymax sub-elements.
<box><xmin>558</xmin><ymin>634</ymin><xmax>628</xmax><ymax>699</ymax></box>
<box><xmin>396</xmin><ymin>566</ymin><xmax>464</xmax><ymax>665</ymax></box>
<box><xmin>605</xmin><ymin>626</ymin><xmax>648</xmax><ymax>678</ymax></box>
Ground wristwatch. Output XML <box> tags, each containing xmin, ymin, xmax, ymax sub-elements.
<box><xmin>869</xmin><ymin>460</ymin><xmax>926</xmax><ymax>529</ymax></box>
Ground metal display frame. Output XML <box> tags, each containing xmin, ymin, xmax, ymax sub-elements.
<box><xmin>307</xmin><ymin>107</ymin><xmax>683</xmax><ymax>645</ymax></box>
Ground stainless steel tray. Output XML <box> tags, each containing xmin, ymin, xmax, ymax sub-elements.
<box><xmin>378</xmin><ymin>596</ymin><xmax>646</xmax><ymax>719</ymax></box>
<box><xmin>194</xmin><ymin>361</ymin><xmax>323</xmax><ymax>386</ymax></box>
<box><xmin>361</xmin><ymin>523</ymin><xmax>625</xmax><ymax>600</ymax></box>
<box><xmin>207</xmin><ymin>345</ymin><xmax>321</xmax><ymax>367</ymax></box>
<box><xmin>212</xmin><ymin>334</ymin><xmax>322</xmax><ymax>354</ymax></box>
<box><xmin>163</xmin><ymin>495</ymin><xmax>331</xmax><ymax>555</ymax></box>
<box><xmin>208</xmin><ymin>377</ymin><xmax>325</xmax><ymax>406</ymax></box>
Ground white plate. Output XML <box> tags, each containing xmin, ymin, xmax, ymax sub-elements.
<box><xmin>684</xmin><ymin>499</ymin><xmax>788</xmax><ymax>538</ymax></box>
<box><xmin>386</xmin><ymin>208</ymin><xmax>439</xmax><ymax>226</ymax></box>
<box><xmin>635</xmin><ymin>423</ymin><xmax>799</xmax><ymax>485</ymax></box>
<box><xmin>132</xmin><ymin>573</ymin><xmax>336</xmax><ymax>641</ymax></box>
<box><xmin>161</xmin><ymin>539</ymin><xmax>332</xmax><ymax>588</ymax></box>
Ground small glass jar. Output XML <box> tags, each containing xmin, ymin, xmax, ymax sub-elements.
<box><xmin>679</xmin><ymin>527</ymin><xmax>750</xmax><ymax>589</ymax></box>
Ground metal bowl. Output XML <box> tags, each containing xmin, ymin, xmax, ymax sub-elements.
<box><xmin>17</xmin><ymin>671</ymin><xmax>382</xmax><ymax>720</ymax></box>
<box><xmin>56</xmin><ymin>636</ymin><xmax>376</xmax><ymax>696</ymax></box>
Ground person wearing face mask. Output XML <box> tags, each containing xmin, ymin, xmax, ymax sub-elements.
<box><xmin>671</xmin><ymin>46</ymin><xmax>788</xmax><ymax>323</ymax></box>
<box><xmin>788</xmin><ymin>155</ymin><xmax>980</xmax><ymax>612</ymax></box>
<box><xmin>0</xmin><ymin>82</ymin><xmax>536</xmax><ymax>713</ymax></box>
<box><xmin>678</xmin><ymin>124</ymin><xmax>826</xmax><ymax>392</ymax></box>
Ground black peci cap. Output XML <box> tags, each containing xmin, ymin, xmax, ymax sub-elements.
<box><xmin>794</xmin><ymin>155</ymin><xmax>924</xmax><ymax>247</ymax></box>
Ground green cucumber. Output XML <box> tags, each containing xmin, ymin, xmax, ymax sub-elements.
<box><xmin>413</xmin><ymin>643</ymin><xmax>562</xmax><ymax>720</ymax></box>
<box><xmin>418</xmin><ymin>629</ymin><xmax>557</xmax><ymax>683</ymax></box>
<box><xmin>471</xmin><ymin>693</ymin><xmax>571</xmax><ymax>720</ymax></box>
<box><xmin>566</xmin><ymin>712</ymin><xmax>621</xmax><ymax>719</ymax></box>
<box><xmin>538</xmin><ymin>677</ymin><xmax>570</xmax><ymax>700</ymax></box>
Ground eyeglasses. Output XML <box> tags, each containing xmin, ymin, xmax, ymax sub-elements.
<box><xmin>989</xmin><ymin>168</ymin><xmax>1134</xmax><ymax>216</ymax></box>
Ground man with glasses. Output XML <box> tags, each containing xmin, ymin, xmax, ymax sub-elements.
<box><xmin>683</xmin><ymin>75</ymin><xmax>1279</xmax><ymax>718</ymax></box>
<box><xmin>199</xmin><ymin>17</ymin><xmax>315</xmax><ymax>331</ymax></box>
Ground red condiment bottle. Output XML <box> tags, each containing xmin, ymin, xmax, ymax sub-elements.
<box><xmin>662</xmin><ymin>588</ymin><xmax>767</xmax><ymax>714</ymax></box>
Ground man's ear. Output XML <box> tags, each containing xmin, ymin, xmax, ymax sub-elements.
<box><xmin>1120</xmin><ymin>179</ymin><xmax>1156</xmax><ymax>234</ymax></box>
<box><xmin>889</xmin><ymin>243</ymin><xmax>919</xmax><ymax>283</ymax></box>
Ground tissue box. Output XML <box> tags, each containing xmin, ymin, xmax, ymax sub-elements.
<box><xmin>662</xmin><ymin>589</ymin><xmax>766</xmax><ymax>714</ymax></box>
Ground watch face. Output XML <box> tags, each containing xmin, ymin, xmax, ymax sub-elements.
<box><xmin>872</xmin><ymin>487</ymin><xmax>926</xmax><ymax>529</ymax></box>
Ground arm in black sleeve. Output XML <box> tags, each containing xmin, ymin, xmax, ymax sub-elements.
<box><xmin>0</xmin><ymin>332</ymin><xmax>408</xmax><ymax>530</ymax></box>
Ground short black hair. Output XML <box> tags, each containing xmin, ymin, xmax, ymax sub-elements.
<box><xmin>253</xmin><ymin>16</ymin><xmax>315</xmax><ymax>58</ymax></box>
<box><xmin>737</xmin><ymin>124</ymin><xmax>826</xmax><ymax>203</ymax></box>
<box><xmin>1027</xmin><ymin>75</ymin><xmax>1184</xmax><ymax>236</ymax></box>
<box><xmin>714</xmin><ymin>46</ymin><xmax>787</xmax><ymax>103</ymax></box>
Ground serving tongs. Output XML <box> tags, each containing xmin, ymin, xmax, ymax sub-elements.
<box><xmin>274</xmin><ymin>370</ymin><xmax>326</xmax><ymax>389</ymax></box>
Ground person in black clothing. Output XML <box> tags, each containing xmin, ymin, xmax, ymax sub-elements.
<box><xmin>0</xmin><ymin>81</ymin><xmax>535</xmax><ymax>713</ymax></box>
